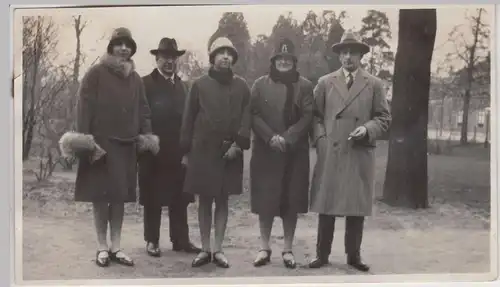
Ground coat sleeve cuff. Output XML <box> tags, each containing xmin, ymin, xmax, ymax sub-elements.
<box><xmin>235</xmin><ymin>134</ymin><xmax>250</xmax><ymax>150</ymax></box>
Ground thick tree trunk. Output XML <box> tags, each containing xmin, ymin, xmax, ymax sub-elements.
<box><xmin>382</xmin><ymin>9</ymin><xmax>437</xmax><ymax>208</ymax></box>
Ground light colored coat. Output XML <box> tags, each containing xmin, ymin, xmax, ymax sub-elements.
<box><xmin>309</xmin><ymin>68</ymin><xmax>391</xmax><ymax>216</ymax></box>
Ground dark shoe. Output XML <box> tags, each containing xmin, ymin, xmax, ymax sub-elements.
<box><xmin>347</xmin><ymin>255</ymin><xmax>370</xmax><ymax>272</ymax></box>
<box><xmin>282</xmin><ymin>251</ymin><xmax>296</xmax><ymax>269</ymax></box>
<box><xmin>253</xmin><ymin>249</ymin><xmax>272</xmax><ymax>267</ymax></box>
<box><xmin>109</xmin><ymin>250</ymin><xmax>134</xmax><ymax>266</ymax></box>
<box><xmin>146</xmin><ymin>242</ymin><xmax>161</xmax><ymax>257</ymax></box>
<box><xmin>173</xmin><ymin>242</ymin><xmax>202</xmax><ymax>254</ymax></box>
<box><xmin>213</xmin><ymin>251</ymin><xmax>230</xmax><ymax>268</ymax></box>
<box><xmin>95</xmin><ymin>250</ymin><xmax>110</xmax><ymax>267</ymax></box>
<box><xmin>191</xmin><ymin>251</ymin><xmax>212</xmax><ymax>268</ymax></box>
<box><xmin>309</xmin><ymin>257</ymin><xmax>329</xmax><ymax>268</ymax></box>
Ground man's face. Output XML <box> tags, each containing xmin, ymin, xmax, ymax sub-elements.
<box><xmin>213</xmin><ymin>48</ymin><xmax>233</xmax><ymax>70</ymax></box>
<box><xmin>156</xmin><ymin>54</ymin><xmax>178</xmax><ymax>75</ymax></box>
<box><xmin>339</xmin><ymin>48</ymin><xmax>363</xmax><ymax>72</ymax></box>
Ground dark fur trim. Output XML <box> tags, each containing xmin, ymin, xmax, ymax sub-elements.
<box><xmin>100</xmin><ymin>54</ymin><xmax>136</xmax><ymax>78</ymax></box>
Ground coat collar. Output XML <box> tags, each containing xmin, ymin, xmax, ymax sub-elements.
<box><xmin>150</xmin><ymin>68</ymin><xmax>180</xmax><ymax>83</ymax></box>
<box><xmin>332</xmin><ymin>68</ymin><xmax>368</xmax><ymax>102</ymax></box>
<box><xmin>328</xmin><ymin>68</ymin><xmax>369</xmax><ymax>117</ymax></box>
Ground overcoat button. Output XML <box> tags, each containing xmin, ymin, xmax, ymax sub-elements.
<box><xmin>333</xmin><ymin>142</ymin><xmax>339</xmax><ymax>147</ymax></box>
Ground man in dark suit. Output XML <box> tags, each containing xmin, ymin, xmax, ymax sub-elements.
<box><xmin>138</xmin><ymin>38</ymin><xmax>201</xmax><ymax>257</ymax></box>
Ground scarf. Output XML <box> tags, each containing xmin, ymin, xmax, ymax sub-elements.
<box><xmin>208</xmin><ymin>66</ymin><xmax>234</xmax><ymax>85</ymax></box>
<box><xmin>269</xmin><ymin>65</ymin><xmax>300</xmax><ymax>129</ymax></box>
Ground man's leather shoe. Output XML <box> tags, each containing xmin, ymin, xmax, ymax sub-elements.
<box><xmin>347</xmin><ymin>255</ymin><xmax>370</xmax><ymax>272</ymax></box>
<box><xmin>146</xmin><ymin>242</ymin><xmax>161</xmax><ymax>257</ymax></box>
<box><xmin>173</xmin><ymin>242</ymin><xmax>202</xmax><ymax>254</ymax></box>
<box><xmin>308</xmin><ymin>257</ymin><xmax>329</xmax><ymax>268</ymax></box>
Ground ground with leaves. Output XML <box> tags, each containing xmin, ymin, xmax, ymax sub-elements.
<box><xmin>21</xmin><ymin>141</ymin><xmax>492</xmax><ymax>281</ymax></box>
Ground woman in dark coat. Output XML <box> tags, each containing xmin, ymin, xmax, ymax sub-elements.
<box><xmin>249</xmin><ymin>38</ymin><xmax>313</xmax><ymax>269</ymax></box>
<box><xmin>60</xmin><ymin>27</ymin><xmax>157</xmax><ymax>268</ymax></box>
<box><xmin>179</xmin><ymin>37</ymin><xmax>251</xmax><ymax>268</ymax></box>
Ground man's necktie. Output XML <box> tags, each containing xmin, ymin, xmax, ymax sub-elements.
<box><xmin>347</xmin><ymin>73</ymin><xmax>354</xmax><ymax>90</ymax></box>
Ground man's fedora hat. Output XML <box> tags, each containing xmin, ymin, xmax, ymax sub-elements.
<box><xmin>150</xmin><ymin>38</ymin><xmax>186</xmax><ymax>57</ymax></box>
<box><xmin>331</xmin><ymin>30</ymin><xmax>370</xmax><ymax>55</ymax></box>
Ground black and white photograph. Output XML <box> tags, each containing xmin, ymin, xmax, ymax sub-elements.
<box><xmin>13</xmin><ymin>3</ymin><xmax>496</xmax><ymax>286</ymax></box>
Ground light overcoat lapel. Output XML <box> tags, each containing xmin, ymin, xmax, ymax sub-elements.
<box><xmin>335</xmin><ymin>69</ymin><xmax>369</xmax><ymax>116</ymax></box>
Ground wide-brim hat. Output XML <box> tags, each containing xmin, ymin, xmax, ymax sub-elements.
<box><xmin>150</xmin><ymin>37</ymin><xmax>186</xmax><ymax>57</ymax></box>
<box><xmin>208</xmin><ymin>37</ymin><xmax>238</xmax><ymax>65</ymax></box>
<box><xmin>270</xmin><ymin>37</ymin><xmax>297</xmax><ymax>62</ymax></box>
<box><xmin>331</xmin><ymin>30</ymin><xmax>370</xmax><ymax>55</ymax></box>
<box><xmin>107</xmin><ymin>27</ymin><xmax>137</xmax><ymax>57</ymax></box>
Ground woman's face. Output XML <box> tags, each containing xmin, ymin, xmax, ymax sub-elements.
<box><xmin>275</xmin><ymin>56</ymin><xmax>294</xmax><ymax>72</ymax></box>
<box><xmin>112</xmin><ymin>41</ymin><xmax>132</xmax><ymax>59</ymax></box>
<box><xmin>213</xmin><ymin>48</ymin><xmax>234</xmax><ymax>70</ymax></box>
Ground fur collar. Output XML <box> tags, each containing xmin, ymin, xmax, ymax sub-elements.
<box><xmin>100</xmin><ymin>54</ymin><xmax>135</xmax><ymax>78</ymax></box>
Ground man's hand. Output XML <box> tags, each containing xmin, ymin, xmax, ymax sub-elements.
<box><xmin>349</xmin><ymin>126</ymin><xmax>367</xmax><ymax>140</ymax></box>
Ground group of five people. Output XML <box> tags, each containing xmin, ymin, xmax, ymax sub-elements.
<box><xmin>61</xmin><ymin>26</ymin><xmax>391</xmax><ymax>273</ymax></box>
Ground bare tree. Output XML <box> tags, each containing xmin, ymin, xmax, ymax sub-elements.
<box><xmin>22</xmin><ymin>16</ymin><xmax>59</xmax><ymax>161</ymax></box>
<box><xmin>447</xmin><ymin>8</ymin><xmax>490</xmax><ymax>144</ymax></box>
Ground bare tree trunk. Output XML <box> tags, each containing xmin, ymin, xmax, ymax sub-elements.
<box><xmin>23</xmin><ymin>18</ymin><xmax>42</xmax><ymax>161</ymax></box>
<box><xmin>60</xmin><ymin>15</ymin><xmax>86</xmax><ymax>171</ymax></box>
<box><xmin>382</xmin><ymin>9</ymin><xmax>437</xmax><ymax>208</ymax></box>
<box><xmin>460</xmin><ymin>8</ymin><xmax>483</xmax><ymax>145</ymax></box>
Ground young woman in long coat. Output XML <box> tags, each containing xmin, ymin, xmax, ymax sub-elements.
<box><xmin>179</xmin><ymin>37</ymin><xmax>252</xmax><ymax>269</ymax></box>
<box><xmin>60</xmin><ymin>27</ymin><xmax>157</xmax><ymax>267</ymax></box>
<box><xmin>249</xmin><ymin>38</ymin><xmax>313</xmax><ymax>269</ymax></box>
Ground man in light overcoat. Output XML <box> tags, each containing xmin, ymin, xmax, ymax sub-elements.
<box><xmin>308</xmin><ymin>30</ymin><xmax>391</xmax><ymax>271</ymax></box>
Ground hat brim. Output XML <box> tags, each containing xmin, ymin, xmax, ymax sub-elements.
<box><xmin>270</xmin><ymin>52</ymin><xmax>297</xmax><ymax>62</ymax></box>
<box><xmin>210</xmin><ymin>46</ymin><xmax>238</xmax><ymax>64</ymax></box>
<box><xmin>150</xmin><ymin>49</ymin><xmax>186</xmax><ymax>57</ymax></box>
<box><xmin>108</xmin><ymin>36</ymin><xmax>137</xmax><ymax>56</ymax></box>
<box><xmin>332</xmin><ymin>42</ymin><xmax>370</xmax><ymax>55</ymax></box>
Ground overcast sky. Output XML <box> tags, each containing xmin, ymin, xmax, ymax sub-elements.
<box><xmin>13</xmin><ymin>5</ymin><xmax>493</xmax><ymax>78</ymax></box>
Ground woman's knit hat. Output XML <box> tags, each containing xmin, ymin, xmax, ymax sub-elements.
<box><xmin>208</xmin><ymin>37</ymin><xmax>238</xmax><ymax>65</ymax></box>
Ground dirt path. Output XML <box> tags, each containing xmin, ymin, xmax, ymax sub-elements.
<box><xmin>21</xmin><ymin>142</ymin><xmax>493</xmax><ymax>281</ymax></box>
<box><xmin>22</xmin><ymin>197</ymin><xmax>491</xmax><ymax>281</ymax></box>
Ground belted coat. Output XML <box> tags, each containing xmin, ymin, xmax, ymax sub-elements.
<box><xmin>309</xmin><ymin>68</ymin><xmax>391</xmax><ymax>216</ymax></box>
<box><xmin>74</xmin><ymin>55</ymin><xmax>152</xmax><ymax>203</ymax></box>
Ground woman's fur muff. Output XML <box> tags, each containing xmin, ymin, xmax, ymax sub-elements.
<box><xmin>59</xmin><ymin>132</ymin><xmax>106</xmax><ymax>163</ymax></box>
<box><xmin>137</xmin><ymin>134</ymin><xmax>160</xmax><ymax>155</ymax></box>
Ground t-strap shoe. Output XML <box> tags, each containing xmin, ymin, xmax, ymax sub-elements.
<box><xmin>282</xmin><ymin>251</ymin><xmax>297</xmax><ymax>269</ymax></box>
<box><xmin>95</xmin><ymin>250</ymin><xmax>110</xmax><ymax>267</ymax></box>
<box><xmin>191</xmin><ymin>251</ymin><xmax>212</xmax><ymax>267</ymax></box>
<box><xmin>253</xmin><ymin>249</ymin><xmax>272</xmax><ymax>267</ymax></box>
<box><xmin>213</xmin><ymin>251</ymin><xmax>230</xmax><ymax>268</ymax></box>
<box><xmin>109</xmin><ymin>250</ymin><xmax>134</xmax><ymax>266</ymax></box>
